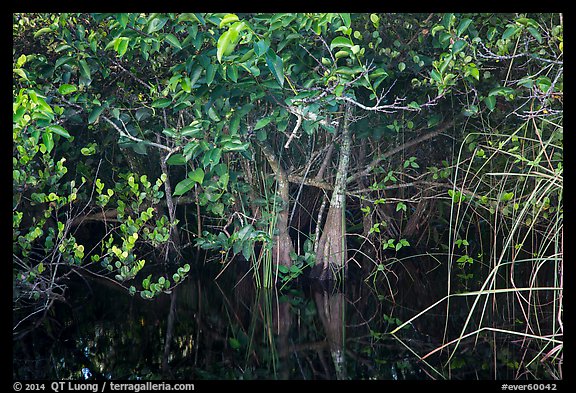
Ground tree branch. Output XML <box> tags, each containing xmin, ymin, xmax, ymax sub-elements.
<box><xmin>101</xmin><ymin>116</ymin><xmax>179</xmax><ymax>155</ymax></box>
<box><xmin>346</xmin><ymin>120</ymin><xmax>455</xmax><ymax>184</ymax></box>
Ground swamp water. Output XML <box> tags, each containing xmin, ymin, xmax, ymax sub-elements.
<box><xmin>13</xmin><ymin>254</ymin><xmax>556</xmax><ymax>380</ymax></box>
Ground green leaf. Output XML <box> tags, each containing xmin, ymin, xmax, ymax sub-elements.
<box><xmin>229</xmin><ymin>337</ymin><xmax>241</xmax><ymax>350</ymax></box>
<box><xmin>500</xmin><ymin>192</ymin><xmax>514</xmax><ymax>202</ymax></box>
<box><xmin>227</xmin><ymin>65</ymin><xmax>238</xmax><ymax>83</ymax></box>
<box><xmin>256</xmin><ymin>129</ymin><xmax>267</xmax><ymax>141</ymax></box>
<box><xmin>335</xmin><ymin>66</ymin><xmax>364</xmax><ymax>76</ymax></box>
<box><xmin>42</xmin><ymin>131</ymin><xmax>54</xmax><ymax>153</ymax></box>
<box><xmin>165</xmin><ymin>33</ymin><xmax>182</xmax><ymax>50</ymax></box>
<box><xmin>189</xmin><ymin>66</ymin><xmax>203</xmax><ymax>88</ymax></box>
<box><xmin>55</xmin><ymin>55</ymin><xmax>74</xmax><ymax>69</ymax></box>
<box><xmin>463</xmin><ymin>105</ymin><xmax>478</xmax><ymax>117</ymax></box>
<box><xmin>330</xmin><ymin>36</ymin><xmax>354</xmax><ymax>50</ymax></box>
<box><xmin>398</xmin><ymin>62</ymin><xmax>406</xmax><ymax>72</ymax></box>
<box><xmin>467</xmin><ymin>64</ymin><xmax>480</xmax><ymax>80</ymax></box>
<box><xmin>181</xmin><ymin>77</ymin><xmax>191</xmax><ymax>93</ymax></box>
<box><xmin>33</xmin><ymin>27</ymin><xmax>53</xmax><ymax>38</ymax></box>
<box><xmin>451</xmin><ymin>40</ymin><xmax>467</xmax><ymax>55</ymax></box>
<box><xmin>173</xmin><ymin>178</ymin><xmax>196</xmax><ymax>196</ymax></box>
<box><xmin>88</xmin><ymin>106</ymin><xmax>106</xmax><ymax>124</ymax></box>
<box><xmin>147</xmin><ymin>16</ymin><xmax>168</xmax><ymax>34</ymax></box>
<box><xmin>204</xmin><ymin>63</ymin><xmax>217</xmax><ymax>86</ymax></box>
<box><xmin>484</xmin><ymin>95</ymin><xmax>496</xmax><ymax>111</ymax></box>
<box><xmin>188</xmin><ymin>168</ymin><xmax>204</xmax><ymax>184</ymax></box>
<box><xmin>241</xmin><ymin>240</ymin><xmax>252</xmax><ymax>260</ymax></box>
<box><xmin>396</xmin><ymin>202</ymin><xmax>407</xmax><ymax>212</ymax></box>
<box><xmin>431</xmin><ymin>25</ymin><xmax>445</xmax><ymax>37</ymax></box>
<box><xmin>78</xmin><ymin>59</ymin><xmax>91</xmax><ymax>81</ymax></box>
<box><xmin>221</xmin><ymin>140</ymin><xmax>249</xmax><ymax>152</ymax></box>
<box><xmin>46</xmin><ymin>125</ymin><xmax>71</xmax><ymax>139</ymax></box>
<box><xmin>209</xmin><ymin>148</ymin><xmax>222</xmax><ymax>168</ymax></box>
<box><xmin>237</xmin><ymin>224</ymin><xmax>254</xmax><ymax>242</ymax></box>
<box><xmin>207</xmin><ymin>107</ymin><xmax>221</xmax><ymax>122</ymax></box>
<box><xmin>527</xmin><ymin>27</ymin><xmax>542</xmax><ymax>44</ymax></box>
<box><xmin>219</xmin><ymin>13</ymin><xmax>239</xmax><ymax>28</ymax></box>
<box><xmin>340</xmin><ymin>13</ymin><xmax>351</xmax><ymax>28</ymax></box>
<box><xmin>456</xmin><ymin>18</ymin><xmax>473</xmax><ymax>37</ymax></box>
<box><xmin>254</xmin><ymin>40</ymin><xmax>270</xmax><ymax>57</ymax></box>
<box><xmin>502</xmin><ymin>26</ymin><xmax>521</xmax><ymax>40</ymax></box>
<box><xmin>265</xmin><ymin>51</ymin><xmax>284</xmax><ymax>87</ymax></box>
<box><xmin>489</xmin><ymin>87</ymin><xmax>515</xmax><ymax>97</ymax></box>
<box><xmin>441</xmin><ymin>13</ymin><xmax>454</xmax><ymax>29</ymax></box>
<box><xmin>117</xmin><ymin>13</ymin><xmax>129</xmax><ymax>28</ymax></box>
<box><xmin>254</xmin><ymin>116</ymin><xmax>272</xmax><ymax>130</ymax></box>
<box><xmin>430</xmin><ymin>69</ymin><xmax>442</xmax><ymax>83</ymax></box>
<box><xmin>427</xmin><ymin>115</ymin><xmax>442</xmax><ymax>128</ymax></box>
<box><xmin>217</xmin><ymin>29</ymin><xmax>239</xmax><ymax>62</ymax></box>
<box><xmin>151</xmin><ymin>98</ymin><xmax>172</xmax><ymax>108</ymax></box>
<box><xmin>515</xmin><ymin>17</ymin><xmax>539</xmax><ymax>28</ymax></box>
<box><xmin>58</xmin><ymin>84</ymin><xmax>77</xmax><ymax>95</ymax></box>
<box><xmin>369</xmin><ymin>68</ymin><xmax>388</xmax><ymax>79</ymax></box>
<box><xmin>536</xmin><ymin>76</ymin><xmax>552</xmax><ymax>93</ymax></box>
<box><xmin>116</xmin><ymin>37</ymin><xmax>129</xmax><ymax>57</ymax></box>
<box><xmin>211</xmin><ymin>202</ymin><xmax>224</xmax><ymax>216</ymax></box>
<box><xmin>166</xmin><ymin>153</ymin><xmax>187</xmax><ymax>166</ymax></box>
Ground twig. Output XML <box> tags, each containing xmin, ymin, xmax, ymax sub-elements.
<box><xmin>284</xmin><ymin>112</ymin><xmax>302</xmax><ymax>149</ymax></box>
<box><xmin>335</xmin><ymin>93</ymin><xmax>444</xmax><ymax>114</ymax></box>
<box><xmin>101</xmin><ymin>115</ymin><xmax>179</xmax><ymax>154</ymax></box>
<box><xmin>347</xmin><ymin>120</ymin><xmax>455</xmax><ymax>183</ymax></box>
<box><xmin>112</xmin><ymin>59</ymin><xmax>153</xmax><ymax>90</ymax></box>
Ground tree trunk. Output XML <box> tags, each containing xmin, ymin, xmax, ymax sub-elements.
<box><xmin>258</xmin><ymin>140</ymin><xmax>294</xmax><ymax>267</ymax></box>
<box><xmin>311</xmin><ymin>104</ymin><xmax>352</xmax><ymax>280</ymax></box>
<box><xmin>273</xmin><ymin>172</ymin><xmax>293</xmax><ymax>267</ymax></box>
<box><xmin>156</xmin><ymin>135</ymin><xmax>181</xmax><ymax>262</ymax></box>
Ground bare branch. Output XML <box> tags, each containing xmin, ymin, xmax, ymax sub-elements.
<box><xmin>101</xmin><ymin>116</ymin><xmax>179</xmax><ymax>155</ymax></box>
<box><xmin>284</xmin><ymin>112</ymin><xmax>303</xmax><ymax>149</ymax></box>
<box><xmin>476</xmin><ymin>39</ymin><xmax>563</xmax><ymax>65</ymax></box>
<box><xmin>335</xmin><ymin>92</ymin><xmax>444</xmax><ymax>114</ymax></box>
<box><xmin>112</xmin><ymin>60</ymin><xmax>153</xmax><ymax>90</ymax></box>
<box><xmin>347</xmin><ymin>119</ymin><xmax>455</xmax><ymax>184</ymax></box>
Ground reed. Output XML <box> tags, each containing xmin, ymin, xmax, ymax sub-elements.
<box><xmin>393</xmin><ymin>115</ymin><xmax>563</xmax><ymax>378</ymax></box>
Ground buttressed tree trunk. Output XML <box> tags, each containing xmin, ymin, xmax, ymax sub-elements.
<box><xmin>311</xmin><ymin>104</ymin><xmax>352</xmax><ymax>280</ymax></box>
<box><xmin>258</xmin><ymin>139</ymin><xmax>294</xmax><ymax>267</ymax></box>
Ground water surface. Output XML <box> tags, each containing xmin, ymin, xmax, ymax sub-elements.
<box><xmin>13</xmin><ymin>255</ymin><xmax>553</xmax><ymax>380</ymax></box>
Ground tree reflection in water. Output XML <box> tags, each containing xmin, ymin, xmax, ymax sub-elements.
<box><xmin>13</xmin><ymin>258</ymin><xmax>548</xmax><ymax>380</ymax></box>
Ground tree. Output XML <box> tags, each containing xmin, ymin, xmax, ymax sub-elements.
<box><xmin>13</xmin><ymin>13</ymin><xmax>562</xmax><ymax>329</ymax></box>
